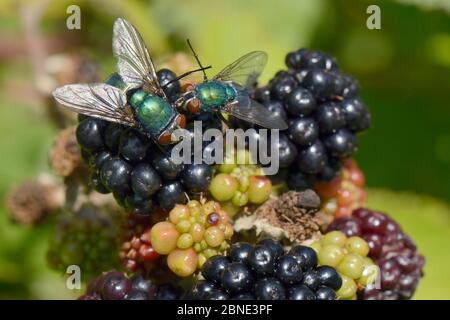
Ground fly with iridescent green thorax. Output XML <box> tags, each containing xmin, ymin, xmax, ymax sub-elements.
<box><xmin>174</xmin><ymin>40</ymin><xmax>288</xmax><ymax>130</ymax></box>
<box><xmin>52</xmin><ymin>18</ymin><xmax>209</xmax><ymax>145</ymax></box>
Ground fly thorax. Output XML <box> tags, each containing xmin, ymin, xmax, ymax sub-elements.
<box><xmin>135</xmin><ymin>95</ymin><xmax>175</xmax><ymax>137</ymax></box>
<box><xmin>129</xmin><ymin>89</ymin><xmax>147</xmax><ymax>109</ymax></box>
<box><xmin>196</xmin><ymin>82</ymin><xmax>229</xmax><ymax>111</ymax></box>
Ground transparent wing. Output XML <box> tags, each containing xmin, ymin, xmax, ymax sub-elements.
<box><xmin>112</xmin><ymin>18</ymin><xmax>162</xmax><ymax>95</ymax></box>
<box><xmin>52</xmin><ymin>83</ymin><xmax>137</xmax><ymax>126</ymax></box>
<box><xmin>221</xmin><ymin>92</ymin><xmax>288</xmax><ymax>130</ymax></box>
<box><xmin>213</xmin><ymin>51</ymin><xmax>268</xmax><ymax>89</ymax></box>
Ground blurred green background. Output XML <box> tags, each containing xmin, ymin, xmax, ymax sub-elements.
<box><xmin>0</xmin><ymin>0</ymin><xmax>449</xmax><ymax>299</ymax></box>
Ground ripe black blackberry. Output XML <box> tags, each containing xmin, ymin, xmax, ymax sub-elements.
<box><xmin>78</xmin><ymin>271</ymin><xmax>182</xmax><ymax>300</ymax></box>
<box><xmin>248</xmin><ymin>48</ymin><xmax>371</xmax><ymax>189</ymax></box>
<box><xmin>186</xmin><ymin>239</ymin><xmax>342</xmax><ymax>300</ymax></box>
<box><xmin>327</xmin><ymin>208</ymin><xmax>425</xmax><ymax>300</ymax></box>
<box><xmin>77</xmin><ymin>69</ymin><xmax>216</xmax><ymax>213</ymax></box>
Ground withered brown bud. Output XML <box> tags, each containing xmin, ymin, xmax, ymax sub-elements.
<box><xmin>234</xmin><ymin>190</ymin><xmax>328</xmax><ymax>245</ymax></box>
<box><xmin>5</xmin><ymin>178</ymin><xmax>63</xmax><ymax>225</ymax></box>
<box><xmin>49</xmin><ymin>126</ymin><xmax>81</xmax><ymax>176</ymax></box>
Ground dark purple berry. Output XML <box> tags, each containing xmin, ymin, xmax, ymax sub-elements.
<box><xmin>315</xmin><ymin>286</ymin><xmax>336</xmax><ymax>300</ymax></box>
<box><xmin>221</xmin><ymin>262</ymin><xmax>253</xmax><ymax>294</ymax></box>
<box><xmin>101</xmin><ymin>273</ymin><xmax>131</xmax><ymax>300</ymax></box>
<box><xmin>297</xmin><ymin>140</ymin><xmax>327</xmax><ymax>174</ymax></box>
<box><xmin>248</xmin><ymin>245</ymin><xmax>277</xmax><ymax>275</ymax></box>
<box><xmin>76</xmin><ymin>118</ymin><xmax>106</xmax><ymax>151</ymax></box>
<box><xmin>202</xmin><ymin>255</ymin><xmax>230</xmax><ymax>284</ymax></box>
<box><xmin>287</xmin><ymin>284</ymin><xmax>316</xmax><ymax>300</ymax></box>
<box><xmin>104</xmin><ymin>123</ymin><xmax>123</xmax><ymax>153</ymax></box>
<box><xmin>229</xmin><ymin>242</ymin><xmax>253</xmax><ymax>263</ymax></box>
<box><xmin>253</xmin><ymin>277</ymin><xmax>286</xmax><ymax>300</ymax></box>
<box><xmin>275</xmin><ymin>255</ymin><xmax>303</xmax><ymax>285</ymax></box>
<box><xmin>316</xmin><ymin>266</ymin><xmax>342</xmax><ymax>290</ymax></box>
<box><xmin>156</xmin><ymin>181</ymin><xmax>186</xmax><ymax>211</ymax></box>
<box><xmin>285</xmin><ymin>87</ymin><xmax>316</xmax><ymax>116</ymax></box>
<box><xmin>131</xmin><ymin>163</ymin><xmax>162</xmax><ymax>198</ymax></box>
<box><xmin>288</xmin><ymin>117</ymin><xmax>318</xmax><ymax>146</ymax></box>
<box><xmin>315</xmin><ymin>102</ymin><xmax>346</xmax><ymax>134</ymax></box>
<box><xmin>323</xmin><ymin>128</ymin><xmax>357</xmax><ymax>158</ymax></box>
<box><xmin>119</xmin><ymin>129</ymin><xmax>150</xmax><ymax>163</ymax></box>
<box><xmin>100</xmin><ymin>157</ymin><xmax>132</xmax><ymax>195</ymax></box>
<box><xmin>289</xmin><ymin>245</ymin><xmax>318</xmax><ymax>270</ymax></box>
<box><xmin>301</xmin><ymin>68</ymin><xmax>333</xmax><ymax>99</ymax></box>
<box><xmin>151</xmin><ymin>150</ymin><xmax>184</xmax><ymax>180</ymax></box>
<box><xmin>181</xmin><ymin>163</ymin><xmax>212</xmax><ymax>193</ymax></box>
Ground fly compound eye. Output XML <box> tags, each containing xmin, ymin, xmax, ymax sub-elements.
<box><xmin>158</xmin><ymin>131</ymin><xmax>173</xmax><ymax>145</ymax></box>
<box><xmin>176</xmin><ymin>114</ymin><xmax>186</xmax><ymax>129</ymax></box>
<box><xmin>187</xmin><ymin>98</ymin><xmax>200</xmax><ymax>114</ymax></box>
<box><xmin>181</xmin><ymin>82</ymin><xmax>195</xmax><ymax>93</ymax></box>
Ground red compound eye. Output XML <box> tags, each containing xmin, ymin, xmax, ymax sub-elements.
<box><xmin>176</xmin><ymin>114</ymin><xmax>186</xmax><ymax>128</ymax></box>
<box><xmin>181</xmin><ymin>82</ymin><xmax>195</xmax><ymax>93</ymax></box>
<box><xmin>158</xmin><ymin>131</ymin><xmax>172</xmax><ymax>145</ymax></box>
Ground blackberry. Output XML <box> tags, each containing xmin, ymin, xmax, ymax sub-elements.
<box><xmin>79</xmin><ymin>271</ymin><xmax>182</xmax><ymax>300</ymax></box>
<box><xmin>47</xmin><ymin>204</ymin><xmax>122</xmax><ymax>279</ymax></box>
<box><xmin>187</xmin><ymin>240</ymin><xmax>342</xmax><ymax>300</ymax></box>
<box><xmin>251</xmin><ymin>48</ymin><xmax>371</xmax><ymax>189</ymax></box>
<box><xmin>327</xmin><ymin>208</ymin><xmax>425</xmax><ymax>300</ymax></box>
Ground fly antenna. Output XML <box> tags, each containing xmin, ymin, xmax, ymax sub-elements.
<box><xmin>161</xmin><ymin>65</ymin><xmax>212</xmax><ymax>89</ymax></box>
<box><xmin>187</xmin><ymin>39</ymin><xmax>208</xmax><ymax>81</ymax></box>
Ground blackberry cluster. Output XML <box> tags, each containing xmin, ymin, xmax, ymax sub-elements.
<box><xmin>47</xmin><ymin>204</ymin><xmax>121</xmax><ymax>278</ymax></box>
<box><xmin>327</xmin><ymin>208</ymin><xmax>425</xmax><ymax>300</ymax></box>
<box><xmin>249</xmin><ymin>48</ymin><xmax>370</xmax><ymax>189</ymax></box>
<box><xmin>79</xmin><ymin>271</ymin><xmax>182</xmax><ymax>300</ymax></box>
<box><xmin>150</xmin><ymin>199</ymin><xmax>234</xmax><ymax>277</ymax></box>
<box><xmin>77</xmin><ymin>69</ymin><xmax>215</xmax><ymax>213</ymax></box>
<box><xmin>186</xmin><ymin>239</ymin><xmax>342</xmax><ymax>300</ymax></box>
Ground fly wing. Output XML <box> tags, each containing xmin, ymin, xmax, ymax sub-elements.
<box><xmin>221</xmin><ymin>92</ymin><xmax>288</xmax><ymax>130</ymax></box>
<box><xmin>52</xmin><ymin>83</ymin><xmax>137</xmax><ymax>126</ymax></box>
<box><xmin>112</xmin><ymin>18</ymin><xmax>163</xmax><ymax>96</ymax></box>
<box><xmin>212</xmin><ymin>51</ymin><xmax>267</xmax><ymax>89</ymax></box>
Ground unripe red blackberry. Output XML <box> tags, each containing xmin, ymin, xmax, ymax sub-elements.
<box><xmin>315</xmin><ymin>159</ymin><xmax>366</xmax><ymax>219</ymax></box>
